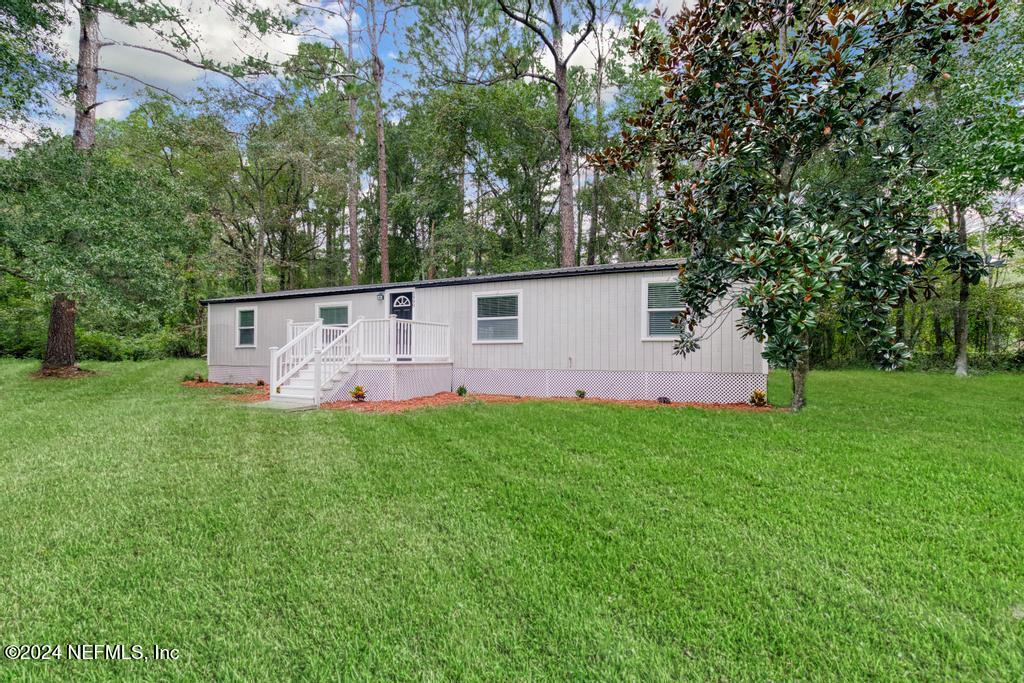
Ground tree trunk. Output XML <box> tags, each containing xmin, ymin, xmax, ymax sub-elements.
<box><xmin>474</xmin><ymin>174</ymin><xmax>483</xmax><ymax>273</ymax></box>
<box><xmin>894</xmin><ymin>291</ymin><xmax>906</xmax><ymax>344</ymax></box>
<box><xmin>575</xmin><ymin>164</ymin><xmax>584</xmax><ymax>265</ymax></box>
<box><xmin>325</xmin><ymin>214</ymin><xmax>336</xmax><ymax>284</ymax></box>
<box><xmin>346</xmin><ymin>1</ymin><xmax>360</xmax><ymax>286</ymax></box>
<box><xmin>554</xmin><ymin>61</ymin><xmax>576</xmax><ymax>268</ymax></box>
<box><xmin>587</xmin><ymin>51</ymin><xmax>605</xmax><ymax>266</ymax></box>
<box><xmin>254</xmin><ymin>211</ymin><xmax>266</xmax><ymax>294</ymax></box>
<box><xmin>493</xmin><ymin>0</ymin><xmax>581</xmax><ymax>267</ymax></box>
<box><xmin>368</xmin><ymin>0</ymin><xmax>389</xmax><ymax>283</ymax></box>
<box><xmin>427</xmin><ymin>218</ymin><xmax>437</xmax><ymax>279</ymax></box>
<box><xmin>790</xmin><ymin>350</ymin><xmax>809</xmax><ymax>411</ymax></box>
<box><xmin>43</xmin><ymin>294</ymin><xmax>77</xmax><ymax>369</ymax></box>
<box><xmin>47</xmin><ymin>3</ymin><xmax>100</xmax><ymax>370</ymax></box>
<box><xmin>932</xmin><ymin>312</ymin><xmax>944</xmax><ymax>357</ymax></box>
<box><xmin>952</xmin><ymin>204</ymin><xmax>969</xmax><ymax>377</ymax></box>
<box><xmin>73</xmin><ymin>4</ymin><xmax>100</xmax><ymax>152</ymax></box>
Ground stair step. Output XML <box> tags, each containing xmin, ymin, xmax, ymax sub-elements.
<box><xmin>279</xmin><ymin>386</ymin><xmax>316</xmax><ymax>397</ymax></box>
<box><xmin>266</xmin><ymin>396</ymin><xmax>316</xmax><ymax>408</ymax></box>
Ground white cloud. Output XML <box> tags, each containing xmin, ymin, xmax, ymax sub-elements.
<box><xmin>29</xmin><ymin>0</ymin><xmax>300</xmax><ymax>142</ymax></box>
<box><xmin>536</xmin><ymin>19</ymin><xmax>631</xmax><ymax>105</ymax></box>
<box><xmin>95</xmin><ymin>99</ymin><xmax>135</xmax><ymax>120</ymax></box>
<box><xmin>646</xmin><ymin>0</ymin><xmax>691</xmax><ymax>17</ymax></box>
<box><xmin>308</xmin><ymin>5</ymin><xmax>362</xmax><ymax>46</ymax></box>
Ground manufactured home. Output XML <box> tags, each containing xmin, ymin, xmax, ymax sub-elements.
<box><xmin>201</xmin><ymin>260</ymin><xmax>768</xmax><ymax>406</ymax></box>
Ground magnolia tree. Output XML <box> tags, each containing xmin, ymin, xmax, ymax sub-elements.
<box><xmin>593</xmin><ymin>0</ymin><xmax>997</xmax><ymax>409</ymax></box>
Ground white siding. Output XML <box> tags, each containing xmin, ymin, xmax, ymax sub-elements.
<box><xmin>207</xmin><ymin>269</ymin><xmax>767</xmax><ymax>375</ymax></box>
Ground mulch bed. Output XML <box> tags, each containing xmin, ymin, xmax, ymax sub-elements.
<box><xmin>184</xmin><ymin>382</ymin><xmax>774</xmax><ymax>413</ymax></box>
<box><xmin>182</xmin><ymin>380</ymin><xmax>269</xmax><ymax>402</ymax></box>
<box><xmin>31</xmin><ymin>365</ymin><xmax>96</xmax><ymax>379</ymax></box>
<box><xmin>321</xmin><ymin>391</ymin><xmax>775</xmax><ymax>414</ymax></box>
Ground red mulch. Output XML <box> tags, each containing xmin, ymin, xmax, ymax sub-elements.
<box><xmin>183</xmin><ymin>382</ymin><xmax>776</xmax><ymax>413</ymax></box>
<box><xmin>182</xmin><ymin>380</ymin><xmax>269</xmax><ymax>402</ymax></box>
<box><xmin>31</xmin><ymin>365</ymin><xmax>95</xmax><ymax>379</ymax></box>
<box><xmin>321</xmin><ymin>391</ymin><xmax>776</xmax><ymax>414</ymax></box>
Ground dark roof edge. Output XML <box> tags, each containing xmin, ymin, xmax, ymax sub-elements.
<box><xmin>201</xmin><ymin>259</ymin><xmax>682</xmax><ymax>305</ymax></box>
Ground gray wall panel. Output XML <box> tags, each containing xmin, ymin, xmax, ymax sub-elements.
<box><xmin>207</xmin><ymin>268</ymin><xmax>766</xmax><ymax>374</ymax></box>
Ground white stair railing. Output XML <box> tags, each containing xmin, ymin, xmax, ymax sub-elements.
<box><xmin>273</xmin><ymin>317</ymin><xmax>454</xmax><ymax>402</ymax></box>
<box><xmin>269</xmin><ymin>319</ymin><xmax>321</xmax><ymax>396</ymax></box>
<box><xmin>312</xmin><ymin>319</ymin><xmax>363</xmax><ymax>405</ymax></box>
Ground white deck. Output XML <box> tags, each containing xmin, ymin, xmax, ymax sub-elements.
<box><xmin>269</xmin><ymin>317</ymin><xmax>451</xmax><ymax>406</ymax></box>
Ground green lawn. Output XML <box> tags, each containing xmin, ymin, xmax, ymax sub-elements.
<box><xmin>0</xmin><ymin>360</ymin><xmax>1022</xmax><ymax>680</ymax></box>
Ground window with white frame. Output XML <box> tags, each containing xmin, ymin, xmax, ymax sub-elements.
<box><xmin>644</xmin><ymin>279</ymin><xmax>683</xmax><ymax>339</ymax></box>
<box><xmin>316</xmin><ymin>302</ymin><xmax>350</xmax><ymax>326</ymax></box>
<box><xmin>474</xmin><ymin>291</ymin><xmax>521</xmax><ymax>343</ymax></box>
<box><xmin>237</xmin><ymin>307</ymin><xmax>256</xmax><ymax>347</ymax></box>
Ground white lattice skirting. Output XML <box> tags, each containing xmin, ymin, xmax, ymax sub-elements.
<box><xmin>210</xmin><ymin>363</ymin><xmax>767</xmax><ymax>404</ymax></box>
<box><xmin>452</xmin><ymin>368</ymin><xmax>767</xmax><ymax>404</ymax></box>
<box><xmin>322</xmin><ymin>363</ymin><xmax>454</xmax><ymax>403</ymax></box>
<box><xmin>208</xmin><ymin>365</ymin><xmax>269</xmax><ymax>384</ymax></box>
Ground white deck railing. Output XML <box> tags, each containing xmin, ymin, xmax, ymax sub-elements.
<box><xmin>269</xmin><ymin>319</ymin><xmax>321</xmax><ymax>395</ymax></box>
<box><xmin>271</xmin><ymin>316</ymin><xmax>452</xmax><ymax>403</ymax></box>
<box><xmin>353</xmin><ymin>317</ymin><xmax>451</xmax><ymax>363</ymax></box>
<box><xmin>287</xmin><ymin>320</ymin><xmax>348</xmax><ymax>346</ymax></box>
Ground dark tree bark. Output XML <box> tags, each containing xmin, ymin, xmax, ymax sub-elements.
<box><xmin>368</xmin><ymin>0</ymin><xmax>389</xmax><ymax>283</ymax></box>
<box><xmin>44</xmin><ymin>3</ymin><xmax>100</xmax><ymax>370</ymax></box>
<box><xmin>586</xmin><ymin>49</ymin><xmax>605</xmax><ymax>266</ymax></box>
<box><xmin>790</xmin><ymin>349</ymin><xmax>809</xmax><ymax>412</ymax></box>
<box><xmin>43</xmin><ymin>294</ymin><xmax>77</xmax><ymax>370</ymax></box>
<box><xmin>495</xmin><ymin>0</ymin><xmax>595</xmax><ymax>268</ymax></box>
<box><xmin>952</xmin><ymin>204</ymin><xmax>970</xmax><ymax>377</ymax></box>
<box><xmin>426</xmin><ymin>218</ymin><xmax>437</xmax><ymax>280</ymax></box>
<box><xmin>346</xmin><ymin>0</ymin><xmax>360</xmax><ymax>286</ymax></box>
<box><xmin>894</xmin><ymin>291</ymin><xmax>906</xmax><ymax>344</ymax></box>
<box><xmin>73</xmin><ymin>4</ymin><xmax>99</xmax><ymax>152</ymax></box>
<box><xmin>554</xmin><ymin>61</ymin><xmax>576</xmax><ymax>267</ymax></box>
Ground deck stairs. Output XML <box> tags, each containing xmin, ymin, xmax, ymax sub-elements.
<box><xmin>268</xmin><ymin>317</ymin><xmax>450</xmax><ymax>407</ymax></box>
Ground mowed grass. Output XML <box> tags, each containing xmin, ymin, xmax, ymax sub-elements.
<box><xmin>0</xmin><ymin>360</ymin><xmax>1022</xmax><ymax>681</ymax></box>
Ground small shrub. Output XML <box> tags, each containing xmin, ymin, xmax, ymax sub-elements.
<box><xmin>749</xmin><ymin>389</ymin><xmax>768</xmax><ymax>407</ymax></box>
<box><xmin>575</xmin><ymin>389</ymin><xmax>586</xmax><ymax>399</ymax></box>
<box><xmin>657</xmin><ymin>396</ymin><xmax>671</xmax><ymax>405</ymax></box>
<box><xmin>182</xmin><ymin>371</ymin><xmax>205</xmax><ymax>383</ymax></box>
<box><xmin>256</xmin><ymin>379</ymin><xmax>266</xmax><ymax>387</ymax></box>
<box><xmin>350</xmin><ymin>385</ymin><xmax>367</xmax><ymax>402</ymax></box>
<box><xmin>456</xmin><ymin>384</ymin><xmax>468</xmax><ymax>397</ymax></box>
